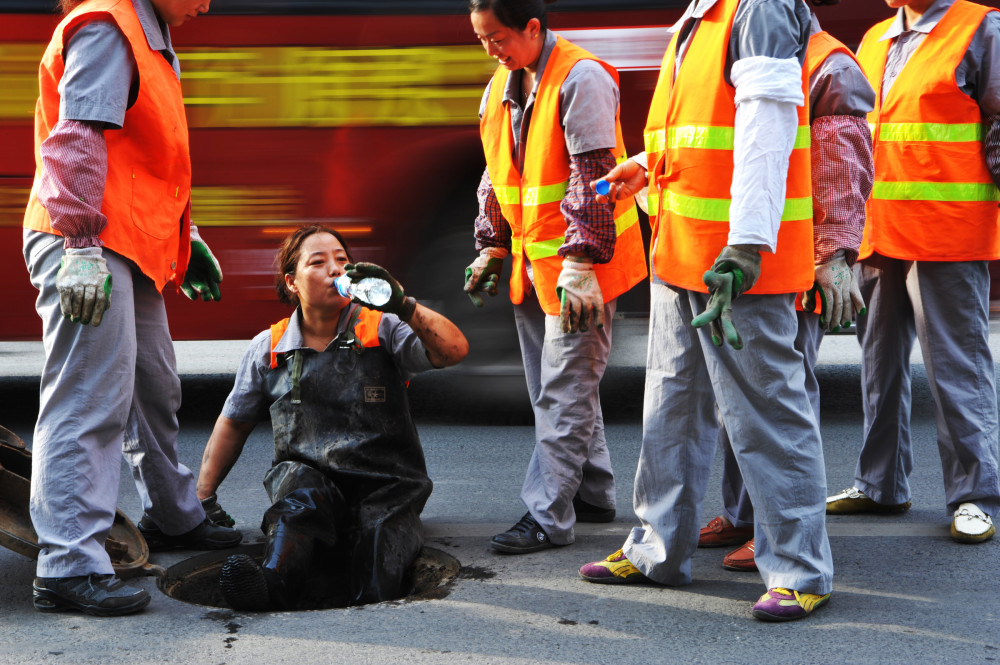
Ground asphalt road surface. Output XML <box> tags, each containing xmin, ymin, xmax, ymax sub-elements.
<box><xmin>0</xmin><ymin>329</ymin><xmax>997</xmax><ymax>665</ymax></box>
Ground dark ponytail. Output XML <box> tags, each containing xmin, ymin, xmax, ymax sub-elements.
<box><xmin>468</xmin><ymin>0</ymin><xmax>556</xmax><ymax>32</ymax></box>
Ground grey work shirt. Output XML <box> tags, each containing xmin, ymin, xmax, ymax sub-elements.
<box><xmin>670</xmin><ymin>0</ymin><xmax>811</xmax><ymax>79</ymax></box>
<box><xmin>222</xmin><ymin>306</ymin><xmax>436</xmax><ymax>424</ymax></box>
<box><xmin>879</xmin><ymin>0</ymin><xmax>1000</xmax><ymax>116</ymax></box>
<box><xmin>478</xmin><ymin>29</ymin><xmax>619</xmax><ymax>172</ymax></box>
<box><xmin>59</xmin><ymin>0</ymin><xmax>179</xmax><ymax>128</ymax></box>
<box><xmin>809</xmin><ymin>13</ymin><xmax>875</xmax><ymax>119</ymax></box>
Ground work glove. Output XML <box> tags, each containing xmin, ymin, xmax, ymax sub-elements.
<box><xmin>464</xmin><ymin>247</ymin><xmax>508</xmax><ymax>307</ymax></box>
<box><xmin>801</xmin><ymin>252</ymin><xmax>866</xmax><ymax>332</ymax></box>
<box><xmin>56</xmin><ymin>247</ymin><xmax>112</xmax><ymax>327</ymax></box>
<box><xmin>180</xmin><ymin>239</ymin><xmax>223</xmax><ymax>301</ymax></box>
<box><xmin>201</xmin><ymin>493</ymin><xmax>235</xmax><ymax>528</ymax></box>
<box><xmin>345</xmin><ymin>262</ymin><xmax>417</xmax><ymax>321</ymax></box>
<box><xmin>556</xmin><ymin>256</ymin><xmax>604</xmax><ymax>333</ymax></box>
<box><xmin>690</xmin><ymin>244</ymin><xmax>762</xmax><ymax>350</ymax></box>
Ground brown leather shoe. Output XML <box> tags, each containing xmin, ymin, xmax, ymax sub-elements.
<box><xmin>722</xmin><ymin>538</ymin><xmax>757</xmax><ymax>571</ymax></box>
<box><xmin>698</xmin><ymin>515</ymin><xmax>754</xmax><ymax>548</ymax></box>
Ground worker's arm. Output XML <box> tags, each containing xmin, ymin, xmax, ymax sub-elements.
<box><xmin>195</xmin><ymin>415</ymin><xmax>256</xmax><ymax>500</ymax></box>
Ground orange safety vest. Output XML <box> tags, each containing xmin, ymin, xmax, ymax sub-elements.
<box><xmin>23</xmin><ymin>0</ymin><xmax>192</xmax><ymax>291</ymax></box>
<box><xmin>806</xmin><ymin>32</ymin><xmax>861</xmax><ymax>94</ymax></box>
<box><xmin>269</xmin><ymin>308</ymin><xmax>383</xmax><ymax>369</ymax></box>
<box><xmin>857</xmin><ymin>0</ymin><xmax>1000</xmax><ymax>262</ymax></box>
<box><xmin>480</xmin><ymin>35</ymin><xmax>647</xmax><ymax>316</ymax></box>
<box><xmin>643</xmin><ymin>0</ymin><xmax>813</xmax><ymax>294</ymax></box>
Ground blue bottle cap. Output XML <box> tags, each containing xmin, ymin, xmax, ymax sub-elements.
<box><xmin>595</xmin><ymin>180</ymin><xmax>610</xmax><ymax>196</ymax></box>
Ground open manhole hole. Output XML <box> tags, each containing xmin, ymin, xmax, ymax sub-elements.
<box><xmin>158</xmin><ymin>544</ymin><xmax>460</xmax><ymax>610</ymax></box>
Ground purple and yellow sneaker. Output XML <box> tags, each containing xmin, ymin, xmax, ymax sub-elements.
<box><xmin>752</xmin><ymin>587</ymin><xmax>830</xmax><ymax>622</ymax></box>
<box><xmin>579</xmin><ymin>549</ymin><xmax>649</xmax><ymax>584</ymax></box>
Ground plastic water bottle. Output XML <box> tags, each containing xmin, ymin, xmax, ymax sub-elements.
<box><xmin>595</xmin><ymin>179</ymin><xmax>610</xmax><ymax>196</ymax></box>
<box><xmin>335</xmin><ymin>274</ymin><xmax>392</xmax><ymax>307</ymax></box>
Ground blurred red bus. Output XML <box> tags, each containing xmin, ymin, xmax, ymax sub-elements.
<box><xmin>0</xmin><ymin>0</ymin><xmax>908</xmax><ymax>357</ymax></box>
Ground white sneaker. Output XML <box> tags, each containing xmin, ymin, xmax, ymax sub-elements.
<box><xmin>951</xmin><ymin>503</ymin><xmax>996</xmax><ymax>544</ymax></box>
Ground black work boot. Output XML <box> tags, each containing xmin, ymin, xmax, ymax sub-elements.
<box><xmin>219</xmin><ymin>554</ymin><xmax>271</xmax><ymax>612</ymax></box>
<box><xmin>137</xmin><ymin>514</ymin><xmax>242</xmax><ymax>551</ymax></box>
<box><xmin>490</xmin><ymin>512</ymin><xmax>558</xmax><ymax>554</ymax></box>
<box><xmin>573</xmin><ymin>493</ymin><xmax>616</xmax><ymax>523</ymax></box>
<box><xmin>33</xmin><ymin>574</ymin><xmax>150</xmax><ymax>616</ymax></box>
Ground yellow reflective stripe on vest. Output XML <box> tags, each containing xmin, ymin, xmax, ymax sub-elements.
<box><xmin>873</xmin><ymin>181</ymin><xmax>1000</xmax><ymax>202</ymax></box>
<box><xmin>523</xmin><ymin>181</ymin><xmax>569</xmax><ymax>206</ymax></box>
<box><xmin>522</xmin><ymin>205</ymin><xmax>642</xmax><ymax>262</ymax></box>
<box><xmin>494</xmin><ymin>185</ymin><xmax>520</xmax><ymax>205</ymax></box>
<box><xmin>878</xmin><ymin>122</ymin><xmax>984</xmax><ymax>143</ymax></box>
<box><xmin>615</xmin><ymin>204</ymin><xmax>639</xmax><ymax>235</ymax></box>
<box><xmin>644</xmin><ymin>125</ymin><xmax>810</xmax><ymax>153</ymax></box>
<box><xmin>657</xmin><ymin>191</ymin><xmax>811</xmax><ymax>222</ymax></box>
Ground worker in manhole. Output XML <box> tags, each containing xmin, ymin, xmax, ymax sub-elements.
<box><xmin>194</xmin><ymin>225</ymin><xmax>469</xmax><ymax>611</ymax></box>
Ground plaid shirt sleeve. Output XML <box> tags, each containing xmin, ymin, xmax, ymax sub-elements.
<box><xmin>810</xmin><ymin>114</ymin><xmax>873</xmax><ymax>266</ymax></box>
<box><xmin>473</xmin><ymin>167</ymin><xmax>512</xmax><ymax>253</ymax></box>
<box><xmin>559</xmin><ymin>148</ymin><xmax>618</xmax><ymax>264</ymax></box>
<box><xmin>985</xmin><ymin>113</ymin><xmax>1000</xmax><ymax>187</ymax></box>
<box><xmin>36</xmin><ymin>119</ymin><xmax>109</xmax><ymax>249</ymax></box>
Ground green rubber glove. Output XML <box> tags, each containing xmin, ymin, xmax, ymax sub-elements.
<box><xmin>180</xmin><ymin>240</ymin><xmax>223</xmax><ymax>301</ymax></box>
<box><xmin>345</xmin><ymin>262</ymin><xmax>417</xmax><ymax>321</ymax></box>
<box><xmin>464</xmin><ymin>253</ymin><xmax>505</xmax><ymax>308</ymax></box>
<box><xmin>56</xmin><ymin>247</ymin><xmax>113</xmax><ymax>327</ymax></box>
<box><xmin>690</xmin><ymin>244</ymin><xmax>762</xmax><ymax>350</ymax></box>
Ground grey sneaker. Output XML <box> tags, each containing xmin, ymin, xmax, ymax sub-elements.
<box><xmin>33</xmin><ymin>574</ymin><xmax>150</xmax><ymax>616</ymax></box>
<box><xmin>138</xmin><ymin>514</ymin><xmax>242</xmax><ymax>551</ymax></box>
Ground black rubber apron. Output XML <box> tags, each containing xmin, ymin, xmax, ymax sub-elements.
<box><xmin>260</xmin><ymin>307</ymin><xmax>432</xmax><ymax>608</ymax></box>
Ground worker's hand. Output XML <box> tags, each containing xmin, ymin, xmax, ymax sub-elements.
<box><xmin>556</xmin><ymin>257</ymin><xmax>604</xmax><ymax>333</ymax></box>
<box><xmin>690</xmin><ymin>244</ymin><xmax>762</xmax><ymax>350</ymax></box>
<box><xmin>56</xmin><ymin>247</ymin><xmax>112</xmax><ymax>327</ymax></box>
<box><xmin>591</xmin><ymin>159</ymin><xmax>647</xmax><ymax>205</ymax></box>
<box><xmin>180</xmin><ymin>239</ymin><xmax>223</xmax><ymax>301</ymax></box>
<box><xmin>464</xmin><ymin>248</ymin><xmax>508</xmax><ymax>308</ymax></box>
<box><xmin>201</xmin><ymin>493</ymin><xmax>235</xmax><ymax>528</ymax></box>
<box><xmin>345</xmin><ymin>262</ymin><xmax>417</xmax><ymax>321</ymax></box>
<box><xmin>801</xmin><ymin>253</ymin><xmax>865</xmax><ymax>332</ymax></box>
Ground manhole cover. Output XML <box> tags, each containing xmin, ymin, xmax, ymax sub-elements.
<box><xmin>158</xmin><ymin>544</ymin><xmax>460</xmax><ymax>610</ymax></box>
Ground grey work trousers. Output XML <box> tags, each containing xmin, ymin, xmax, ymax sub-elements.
<box><xmin>24</xmin><ymin>230</ymin><xmax>204</xmax><ymax>577</ymax></box>
<box><xmin>624</xmin><ymin>283</ymin><xmax>833</xmax><ymax>593</ymax></box>
<box><xmin>721</xmin><ymin>310</ymin><xmax>825</xmax><ymax>528</ymax></box>
<box><xmin>854</xmin><ymin>254</ymin><xmax>1000</xmax><ymax>517</ymax></box>
<box><xmin>513</xmin><ymin>293</ymin><xmax>616</xmax><ymax>545</ymax></box>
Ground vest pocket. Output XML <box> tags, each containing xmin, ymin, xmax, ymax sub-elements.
<box><xmin>130</xmin><ymin>168</ymin><xmax>182</xmax><ymax>239</ymax></box>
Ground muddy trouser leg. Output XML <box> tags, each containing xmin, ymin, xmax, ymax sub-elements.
<box><xmin>350</xmin><ymin>477</ymin><xmax>431</xmax><ymax>606</ymax></box>
<box><xmin>261</xmin><ymin>462</ymin><xmax>347</xmax><ymax>609</ymax></box>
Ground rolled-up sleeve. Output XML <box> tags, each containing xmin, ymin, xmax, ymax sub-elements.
<box><xmin>221</xmin><ymin>331</ymin><xmax>274</xmax><ymax>423</ymax></box>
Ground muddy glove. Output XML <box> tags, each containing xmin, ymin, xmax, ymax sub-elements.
<box><xmin>690</xmin><ymin>244</ymin><xmax>762</xmax><ymax>350</ymax></box>
<box><xmin>180</xmin><ymin>239</ymin><xmax>223</xmax><ymax>301</ymax></box>
<box><xmin>556</xmin><ymin>256</ymin><xmax>604</xmax><ymax>333</ymax></box>
<box><xmin>464</xmin><ymin>247</ymin><xmax>507</xmax><ymax>307</ymax></box>
<box><xmin>345</xmin><ymin>262</ymin><xmax>417</xmax><ymax>321</ymax></box>
<box><xmin>56</xmin><ymin>247</ymin><xmax>112</xmax><ymax>327</ymax></box>
<box><xmin>801</xmin><ymin>252</ymin><xmax>866</xmax><ymax>332</ymax></box>
<box><xmin>201</xmin><ymin>493</ymin><xmax>235</xmax><ymax>528</ymax></box>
